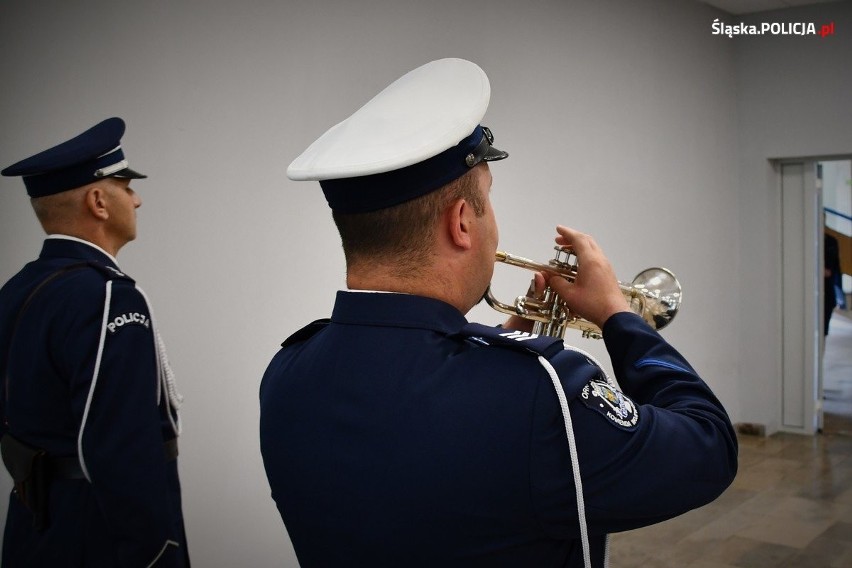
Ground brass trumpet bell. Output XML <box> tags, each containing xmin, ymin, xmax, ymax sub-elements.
<box><xmin>485</xmin><ymin>246</ymin><xmax>682</xmax><ymax>339</ymax></box>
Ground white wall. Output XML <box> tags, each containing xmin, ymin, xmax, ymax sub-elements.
<box><xmin>0</xmin><ymin>0</ymin><xmax>811</xmax><ymax>565</ymax></box>
<box><xmin>734</xmin><ymin>2</ymin><xmax>852</xmax><ymax>434</ymax></box>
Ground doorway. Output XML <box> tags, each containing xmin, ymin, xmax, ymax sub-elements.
<box><xmin>779</xmin><ymin>157</ymin><xmax>852</xmax><ymax>436</ymax></box>
<box><xmin>820</xmin><ymin>159</ymin><xmax>852</xmax><ymax>436</ymax></box>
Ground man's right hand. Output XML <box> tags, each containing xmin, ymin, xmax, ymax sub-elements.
<box><xmin>546</xmin><ymin>225</ymin><xmax>631</xmax><ymax>330</ymax></box>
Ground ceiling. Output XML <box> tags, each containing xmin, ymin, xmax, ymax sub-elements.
<box><xmin>697</xmin><ymin>0</ymin><xmax>846</xmax><ymax>15</ymax></box>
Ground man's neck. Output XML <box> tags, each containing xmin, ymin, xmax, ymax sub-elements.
<box><xmin>347</xmin><ymin>266</ymin><xmax>468</xmax><ymax>313</ymax></box>
<box><xmin>42</xmin><ymin>223</ymin><xmax>122</xmax><ymax>258</ymax></box>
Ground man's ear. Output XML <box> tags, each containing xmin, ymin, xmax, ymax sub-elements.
<box><xmin>446</xmin><ymin>198</ymin><xmax>472</xmax><ymax>250</ymax></box>
<box><xmin>84</xmin><ymin>184</ymin><xmax>109</xmax><ymax>221</ymax></box>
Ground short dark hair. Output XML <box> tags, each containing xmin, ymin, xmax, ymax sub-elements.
<box><xmin>332</xmin><ymin>168</ymin><xmax>485</xmax><ymax>270</ymax></box>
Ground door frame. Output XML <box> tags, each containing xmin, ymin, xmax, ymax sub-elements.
<box><xmin>777</xmin><ymin>159</ymin><xmax>822</xmax><ymax>434</ymax></box>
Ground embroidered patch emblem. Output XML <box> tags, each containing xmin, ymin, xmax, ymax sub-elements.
<box><xmin>580</xmin><ymin>380</ymin><xmax>639</xmax><ymax>430</ymax></box>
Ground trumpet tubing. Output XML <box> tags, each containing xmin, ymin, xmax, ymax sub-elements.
<box><xmin>485</xmin><ymin>246</ymin><xmax>682</xmax><ymax>339</ymax></box>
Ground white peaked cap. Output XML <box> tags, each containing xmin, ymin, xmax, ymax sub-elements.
<box><xmin>287</xmin><ymin>58</ymin><xmax>492</xmax><ymax>181</ymax></box>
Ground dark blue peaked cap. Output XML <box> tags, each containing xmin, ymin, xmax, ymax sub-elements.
<box><xmin>2</xmin><ymin>117</ymin><xmax>146</xmax><ymax>198</ymax></box>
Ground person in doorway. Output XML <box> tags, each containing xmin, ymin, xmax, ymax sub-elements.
<box><xmin>825</xmin><ymin>230</ymin><xmax>842</xmax><ymax>334</ymax></box>
<box><xmin>0</xmin><ymin>118</ymin><xmax>189</xmax><ymax>567</ymax></box>
<box><xmin>259</xmin><ymin>58</ymin><xmax>737</xmax><ymax>567</ymax></box>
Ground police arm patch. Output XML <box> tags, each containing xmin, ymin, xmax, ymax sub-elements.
<box><xmin>579</xmin><ymin>379</ymin><xmax>640</xmax><ymax>430</ymax></box>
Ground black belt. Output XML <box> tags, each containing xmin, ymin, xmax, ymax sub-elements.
<box><xmin>51</xmin><ymin>438</ymin><xmax>179</xmax><ymax>480</ymax></box>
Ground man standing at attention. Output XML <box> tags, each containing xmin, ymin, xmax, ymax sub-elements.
<box><xmin>260</xmin><ymin>59</ymin><xmax>737</xmax><ymax>568</ymax></box>
<box><xmin>1</xmin><ymin>118</ymin><xmax>189</xmax><ymax>567</ymax></box>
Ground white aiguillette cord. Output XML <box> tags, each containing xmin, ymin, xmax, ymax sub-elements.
<box><xmin>536</xmin><ymin>343</ymin><xmax>618</xmax><ymax>568</ymax></box>
<box><xmin>136</xmin><ymin>286</ymin><xmax>184</xmax><ymax>436</ymax></box>
<box><xmin>536</xmin><ymin>355</ymin><xmax>593</xmax><ymax>568</ymax></box>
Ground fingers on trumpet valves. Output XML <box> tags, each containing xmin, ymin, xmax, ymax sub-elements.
<box><xmin>515</xmin><ymin>302</ymin><xmax>530</xmax><ymax>316</ymax></box>
<box><xmin>554</xmin><ymin>225</ymin><xmax>588</xmax><ymax>250</ymax></box>
<box><xmin>525</xmin><ymin>272</ymin><xmax>547</xmax><ymax>300</ymax></box>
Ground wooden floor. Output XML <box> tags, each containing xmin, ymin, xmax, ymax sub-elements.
<box><xmin>609</xmin><ymin>310</ymin><xmax>852</xmax><ymax>567</ymax></box>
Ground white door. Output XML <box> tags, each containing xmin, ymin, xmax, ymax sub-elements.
<box><xmin>780</xmin><ymin>161</ymin><xmax>822</xmax><ymax>434</ymax></box>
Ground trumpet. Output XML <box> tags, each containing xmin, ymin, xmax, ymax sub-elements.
<box><xmin>484</xmin><ymin>246</ymin><xmax>682</xmax><ymax>339</ymax></box>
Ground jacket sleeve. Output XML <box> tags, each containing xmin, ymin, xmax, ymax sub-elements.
<box><xmin>63</xmin><ymin>278</ymin><xmax>184</xmax><ymax>567</ymax></box>
<box><xmin>530</xmin><ymin>312</ymin><xmax>737</xmax><ymax>537</ymax></box>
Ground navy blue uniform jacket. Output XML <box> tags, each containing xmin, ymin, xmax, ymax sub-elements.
<box><xmin>259</xmin><ymin>291</ymin><xmax>737</xmax><ymax>567</ymax></box>
<box><xmin>0</xmin><ymin>237</ymin><xmax>188</xmax><ymax>567</ymax></box>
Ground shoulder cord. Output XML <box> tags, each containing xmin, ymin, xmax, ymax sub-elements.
<box><xmin>136</xmin><ymin>286</ymin><xmax>183</xmax><ymax>436</ymax></box>
<box><xmin>561</xmin><ymin>347</ymin><xmax>620</xmax><ymax>565</ymax></box>
<box><xmin>73</xmin><ymin>282</ymin><xmax>183</xmax><ymax>566</ymax></box>
<box><xmin>145</xmin><ymin>539</ymin><xmax>181</xmax><ymax>568</ymax></box>
<box><xmin>536</xmin><ymin>355</ymin><xmax>591</xmax><ymax>568</ymax></box>
<box><xmin>536</xmin><ymin>354</ymin><xmax>611</xmax><ymax>568</ymax></box>
<box><xmin>78</xmin><ymin>282</ymin><xmax>184</xmax><ymax>481</ymax></box>
<box><xmin>78</xmin><ymin>281</ymin><xmax>114</xmax><ymax>482</ymax></box>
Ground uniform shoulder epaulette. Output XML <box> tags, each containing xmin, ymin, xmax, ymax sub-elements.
<box><xmin>281</xmin><ymin>319</ymin><xmax>331</xmax><ymax>348</ymax></box>
<box><xmin>455</xmin><ymin>322</ymin><xmax>564</xmax><ymax>358</ymax></box>
<box><xmin>80</xmin><ymin>261</ymin><xmax>135</xmax><ymax>283</ymax></box>
<box><xmin>19</xmin><ymin>261</ymin><xmax>132</xmax><ymax>311</ymax></box>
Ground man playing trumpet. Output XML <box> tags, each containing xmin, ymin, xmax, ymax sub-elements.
<box><xmin>259</xmin><ymin>58</ymin><xmax>737</xmax><ymax>568</ymax></box>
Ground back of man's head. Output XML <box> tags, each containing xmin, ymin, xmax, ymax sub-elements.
<box><xmin>332</xmin><ymin>168</ymin><xmax>485</xmax><ymax>274</ymax></box>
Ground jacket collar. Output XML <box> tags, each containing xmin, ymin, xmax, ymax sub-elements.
<box><xmin>331</xmin><ymin>290</ymin><xmax>468</xmax><ymax>335</ymax></box>
<box><xmin>39</xmin><ymin>235</ymin><xmax>121</xmax><ymax>270</ymax></box>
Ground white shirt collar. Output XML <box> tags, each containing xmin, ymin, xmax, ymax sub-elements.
<box><xmin>344</xmin><ymin>289</ymin><xmax>409</xmax><ymax>295</ymax></box>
